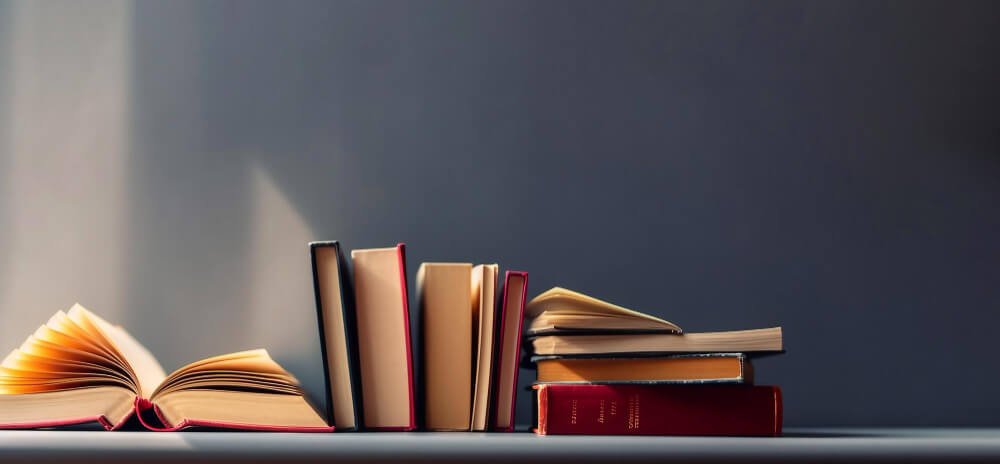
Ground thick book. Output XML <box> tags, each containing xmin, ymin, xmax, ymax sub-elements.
<box><xmin>491</xmin><ymin>271</ymin><xmax>528</xmax><ymax>432</ymax></box>
<box><xmin>416</xmin><ymin>262</ymin><xmax>498</xmax><ymax>431</ymax></box>
<box><xmin>534</xmin><ymin>384</ymin><xmax>782</xmax><ymax>436</ymax></box>
<box><xmin>309</xmin><ymin>241</ymin><xmax>361</xmax><ymax>431</ymax></box>
<box><xmin>0</xmin><ymin>305</ymin><xmax>331</xmax><ymax>431</ymax></box>
<box><xmin>351</xmin><ymin>244</ymin><xmax>415</xmax><ymax>431</ymax></box>
<box><xmin>534</xmin><ymin>353</ymin><xmax>752</xmax><ymax>384</ymax></box>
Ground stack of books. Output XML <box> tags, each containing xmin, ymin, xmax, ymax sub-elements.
<box><xmin>0</xmin><ymin>240</ymin><xmax>784</xmax><ymax>436</ymax></box>
<box><xmin>525</xmin><ymin>287</ymin><xmax>784</xmax><ymax>436</ymax></box>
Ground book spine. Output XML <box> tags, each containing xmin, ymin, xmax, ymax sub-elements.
<box><xmin>535</xmin><ymin>384</ymin><xmax>782</xmax><ymax>436</ymax></box>
<box><xmin>396</xmin><ymin>243</ymin><xmax>416</xmax><ymax>431</ymax></box>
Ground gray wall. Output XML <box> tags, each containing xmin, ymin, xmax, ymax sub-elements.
<box><xmin>2</xmin><ymin>0</ymin><xmax>999</xmax><ymax>426</ymax></box>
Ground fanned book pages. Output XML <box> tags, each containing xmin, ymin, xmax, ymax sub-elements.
<box><xmin>0</xmin><ymin>305</ymin><xmax>331</xmax><ymax>431</ymax></box>
<box><xmin>525</xmin><ymin>287</ymin><xmax>681</xmax><ymax>335</ymax></box>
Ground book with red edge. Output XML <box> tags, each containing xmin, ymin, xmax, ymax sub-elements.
<box><xmin>491</xmin><ymin>271</ymin><xmax>528</xmax><ymax>432</ymax></box>
<box><xmin>0</xmin><ymin>305</ymin><xmax>332</xmax><ymax>432</ymax></box>
<box><xmin>534</xmin><ymin>384</ymin><xmax>782</xmax><ymax>436</ymax></box>
<box><xmin>350</xmin><ymin>243</ymin><xmax>416</xmax><ymax>431</ymax></box>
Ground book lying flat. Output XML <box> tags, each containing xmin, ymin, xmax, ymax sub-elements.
<box><xmin>531</xmin><ymin>328</ymin><xmax>783</xmax><ymax>356</ymax></box>
<box><xmin>310</xmin><ymin>241</ymin><xmax>361</xmax><ymax>431</ymax></box>
<box><xmin>0</xmin><ymin>305</ymin><xmax>330</xmax><ymax>431</ymax></box>
<box><xmin>534</xmin><ymin>384</ymin><xmax>782</xmax><ymax>436</ymax></box>
<box><xmin>491</xmin><ymin>271</ymin><xmax>528</xmax><ymax>432</ymax></box>
<box><xmin>526</xmin><ymin>287</ymin><xmax>782</xmax><ymax>355</ymax></box>
<box><xmin>416</xmin><ymin>262</ymin><xmax>498</xmax><ymax>431</ymax></box>
<box><xmin>351</xmin><ymin>244</ymin><xmax>415</xmax><ymax>431</ymax></box>
<box><xmin>534</xmin><ymin>353</ymin><xmax>751</xmax><ymax>384</ymax></box>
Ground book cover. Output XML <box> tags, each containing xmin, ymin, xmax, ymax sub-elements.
<box><xmin>0</xmin><ymin>306</ymin><xmax>333</xmax><ymax>432</ymax></box>
<box><xmin>491</xmin><ymin>271</ymin><xmax>528</xmax><ymax>432</ymax></box>
<box><xmin>535</xmin><ymin>384</ymin><xmax>782</xmax><ymax>436</ymax></box>
<box><xmin>309</xmin><ymin>240</ymin><xmax>362</xmax><ymax>431</ymax></box>
<box><xmin>351</xmin><ymin>243</ymin><xmax>415</xmax><ymax>431</ymax></box>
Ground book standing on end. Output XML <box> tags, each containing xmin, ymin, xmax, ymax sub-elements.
<box><xmin>351</xmin><ymin>244</ymin><xmax>415</xmax><ymax>431</ymax></box>
<box><xmin>310</xmin><ymin>241</ymin><xmax>362</xmax><ymax>431</ymax></box>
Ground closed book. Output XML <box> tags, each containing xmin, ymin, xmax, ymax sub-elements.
<box><xmin>534</xmin><ymin>353</ymin><xmax>751</xmax><ymax>384</ymax></box>
<box><xmin>309</xmin><ymin>241</ymin><xmax>362</xmax><ymax>431</ymax></box>
<box><xmin>417</xmin><ymin>263</ymin><xmax>474</xmax><ymax>431</ymax></box>
<box><xmin>534</xmin><ymin>384</ymin><xmax>782</xmax><ymax>436</ymax></box>
<box><xmin>351</xmin><ymin>244</ymin><xmax>415</xmax><ymax>431</ymax></box>
<box><xmin>416</xmin><ymin>262</ymin><xmax>500</xmax><ymax>431</ymax></box>
<box><xmin>491</xmin><ymin>271</ymin><xmax>528</xmax><ymax>432</ymax></box>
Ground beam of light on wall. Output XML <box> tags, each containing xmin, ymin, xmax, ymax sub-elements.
<box><xmin>0</xmin><ymin>0</ymin><xmax>131</xmax><ymax>344</ymax></box>
<box><xmin>247</xmin><ymin>163</ymin><xmax>322</xmax><ymax>385</ymax></box>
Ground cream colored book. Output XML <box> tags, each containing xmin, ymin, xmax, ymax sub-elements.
<box><xmin>0</xmin><ymin>305</ymin><xmax>330</xmax><ymax>431</ymax></box>
<box><xmin>526</xmin><ymin>287</ymin><xmax>681</xmax><ymax>335</ymax></box>
<box><xmin>417</xmin><ymin>262</ymin><xmax>498</xmax><ymax>432</ymax></box>
<box><xmin>526</xmin><ymin>287</ymin><xmax>782</xmax><ymax>355</ymax></box>
<box><xmin>351</xmin><ymin>244</ymin><xmax>415</xmax><ymax>431</ymax></box>
<box><xmin>531</xmin><ymin>328</ymin><xmax>783</xmax><ymax>356</ymax></box>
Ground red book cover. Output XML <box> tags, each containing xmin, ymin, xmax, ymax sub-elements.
<box><xmin>394</xmin><ymin>243</ymin><xmax>417</xmax><ymax>431</ymax></box>
<box><xmin>491</xmin><ymin>271</ymin><xmax>528</xmax><ymax>432</ymax></box>
<box><xmin>535</xmin><ymin>384</ymin><xmax>782</xmax><ymax>436</ymax></box>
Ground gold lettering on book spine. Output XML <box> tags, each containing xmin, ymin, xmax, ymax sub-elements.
<box><xmin>598</xmin><ymin>399</ymin><xmax>606</xmax><ymax>424</ymax></box>
<box><xmin>570</xmin><ymin>399</ymin><xmax>578</xmax><ymax>425</ymax></box>
<box><xmin>627</xmin><ymin>394</ymin><xmax>640</xmax><ymax>430</ymax></box>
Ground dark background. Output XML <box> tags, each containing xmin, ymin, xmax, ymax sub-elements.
<box><xmin>3</xmin><ymin>0</ymin><xmax>1000</xmax><ymax>427</ymax></box>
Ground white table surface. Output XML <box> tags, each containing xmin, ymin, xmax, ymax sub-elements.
<box><xmin>3</xmin><ymin>428</ymin><xmax>1000</xmax><ymax>463</ymax></box>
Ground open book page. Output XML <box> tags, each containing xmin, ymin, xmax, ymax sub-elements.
<box><xmin>1</xmin><ymin>309</ymin><xmax>138</xmax><ymax>395</ymax></box>
<box><xmin>526</xmin><ymin>287</ymin><xmax>681</xmax><ymax>333</ymax></box>
<box><xmin>71</xmin><ymin>306</ymin><xmax>167</xmax><ymax>398</ymax></box>
<box><xmin>150</xmin><ymin>349</ymin><xmax>327</xmax><ymax>429</ymax></box>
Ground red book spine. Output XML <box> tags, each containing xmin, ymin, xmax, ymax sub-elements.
<box><xmin>536</xmin><ymin>384</ymin><xmax>782</xmax><ymax>436</ymax></box>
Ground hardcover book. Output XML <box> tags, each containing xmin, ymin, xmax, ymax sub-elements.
<box><xmin>416</xmin><ymin>262</ymin><xmax>498</xmax><ymax>431</ymax></box>
<box><xmin>534</xmin><ymin>353</ymin><xmax>752</xmax><ymax>384</ymax></box>
<box><xmin>534</xmin><ymin>384</ymin><xmax>782</xmax><ymax>436</ymax></box>
<box><xmin>491</xmin><ymin>271</ymin><xmax>528</xmax><ymax>432</ymax></box>
<box><xmin>0</xmin><ymin>305</ymin><xmax>331</xmax><ymax>431</ymax></box>
<box><xmin>309</xmin><ymin>241</ymin><xmax>362</xmax><ymax>431</ymax></box>
<box><xmin>526</xmin><ymin>287</ymin><xmax>782</xmax><ymax>356</ymax></box>
<box><xmin>351</xmin><ymin>244</ymin><xmax>415</xmax><ymax>431</ymax></box>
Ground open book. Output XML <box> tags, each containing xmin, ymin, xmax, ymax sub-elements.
<box><xmin>0</xmin><ymin>305</ymin><xmax>331</xmax><ymax>431</ymax></box>
<box><xmin>526</xmin><ymin>287</ymin><xmax>681</xmax><ymax>335</ymax></box>
<box><xmin>526</xmin><ymin>288</ymin><xmax>783</xmax><ymax>356</ymax></box>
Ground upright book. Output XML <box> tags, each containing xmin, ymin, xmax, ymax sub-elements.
<box><xmin>0</xmin><ymin>305</ymin><xmax>331</xmax><ymax>431</ymax></box>
<box><xmin>309</xmin><ymin>241</ymin><xmax>361</xmax><ymax>431</ymax></box>
<box><xmin>417</xmin><ymin>262</ymin><xmax>498</xmax><ymax>431</ymax></box>
<box><xmin>351</xmin><ymin>244</ymin><xmax>415</xmax><ymax>431</ymax></box>
<box><xmin>491</xmin><ymin>271</ymin><xmax>528</xmax><ymax>432</ymax></box>
<box><xmin>535</xmin><ymin>384</ymin><xmax>782</xmax><ymax>436</ymax></box>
